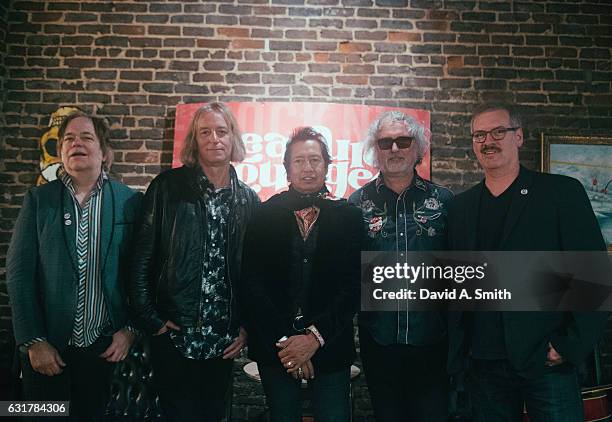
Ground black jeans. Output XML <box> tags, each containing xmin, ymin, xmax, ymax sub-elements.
<box><xmin>149</xmin><ymin>332</ymin><xmax>234</xmax><ymax>422</ymax></box>
<box><xmin>468</xmin><ymin>359</ymin><xmax>583</xmax><ymax>422</ymax></box>
<box><xmin>19</xmin><ymin>336</ymin><xmax>114</xmax><ymax>422</ymax></box>
<box><xmin>359</xmin><ymin>326</ymin><xmax>449</xmax><ymax>422</ymax></box>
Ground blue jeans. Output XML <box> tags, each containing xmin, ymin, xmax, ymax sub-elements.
<box><xmin>258</xmin><ymin>364</ymin><xmax>351</xmax><ymax>422</ymax></box>
<box><xmin>468</xmin><ymin>359</ymin><xmax>583</xmax><ymax>422</ymax></box>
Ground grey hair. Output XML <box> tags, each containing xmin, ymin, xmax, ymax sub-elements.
<box><xmin>364</xmin><ymin>111</ymin><xmax>430</xmax><ymax>169</ymax></box>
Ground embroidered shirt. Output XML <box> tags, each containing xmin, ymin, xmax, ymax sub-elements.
<box><xmin>349</xmin><ymin>172</ymin><xmax>454</xmax><ymax>346</ymax></box>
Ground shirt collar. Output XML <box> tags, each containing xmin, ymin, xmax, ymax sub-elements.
<box><xmin>196</xmin><ymin>165</ymin><xmax>235</xmax><ymax>195</ymax></box>
<box><xmin>58</xmin><ymin>165</ymin><xmax>107</xmax><ymax>196</ymax></box>
<box><xmin>375</xmin><ymin>171</ymin><xmax>428</xmax><ymax>194</ymax></box>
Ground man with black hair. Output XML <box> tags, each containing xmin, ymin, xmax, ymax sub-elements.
<box><xmin>242</xmin><ymin>127</ymin><xmax>361</xmax><ymax>422</ymax></box>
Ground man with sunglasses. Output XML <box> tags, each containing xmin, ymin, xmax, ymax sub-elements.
<box><xmin>349</xmin><ymin>111</ymin><xmax>453</xmax><ymax>421</ymax></box>
<box><xmin>447</xmin><ymin>103</ymin><xmax>607</xmax><ymax>421</ymax></box>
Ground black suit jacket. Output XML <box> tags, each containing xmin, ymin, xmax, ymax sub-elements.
<box><xmin>447</xmin><ymin>166</ymin><xmax>608</xmax><ymax>378</ymax></box>
<box><xmin>241</xmin><ymin>191</ymin><xmax>362</xmax><ymax>372</ymax></box>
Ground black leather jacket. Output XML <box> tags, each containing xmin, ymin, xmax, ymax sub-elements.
<box><xmin>130</xmin><ymin>165</ymin><xmax>259</xmax><ymax>334</ymax></box>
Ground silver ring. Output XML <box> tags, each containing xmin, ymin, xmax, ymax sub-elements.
<box><xmin>287</xmin><ymin>361</ymin><xmax>293</xmax><ymax>368</ymax></box>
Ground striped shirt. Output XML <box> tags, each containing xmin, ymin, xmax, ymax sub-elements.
<box><xmin>60</xmin><ymin>168</ymin><xmax>110</xmax><ymax>347</ymax></box>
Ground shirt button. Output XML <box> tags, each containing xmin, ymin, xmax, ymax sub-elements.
<box><xmin>400</xmin><ymin>233</ymin><xmax>404</xmax><ymax>237</ymax></box>
<box><xmin>399</xmin><ymin>213</ymin><xmax>403</xmax><ymax>218</ymax></box>
<box><xmin>205</xmin><ymin>299</ymin><xmax>209</xmax><ymax>303</ymax></box>
<box><xmin>303</xmin><ymin>258</ymin><xmax>308</xmax><ymax>263</ymax></box>
<box><xmin>400</xmin><ymin>253</ymin><xmax>404</xmax><ymax>257</ymax></box>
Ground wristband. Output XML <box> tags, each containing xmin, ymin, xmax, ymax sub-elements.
<box><xmin>306</xmin><ymin>325</ymin><xmax>324</xmax><ymax>347</ymax></box>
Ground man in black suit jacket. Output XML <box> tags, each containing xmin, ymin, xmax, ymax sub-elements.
<box><xmin>241</xmin><ymin>127</ymin><xmax>361</xmax><ymax>422</ymax></box>
<box><xmin>447</xmin><ymin>103</ymin><xmax>607</xmax><ymax>421</ymax></box>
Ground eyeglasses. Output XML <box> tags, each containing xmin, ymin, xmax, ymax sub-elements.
<box><xmin>376</xmin><ymin>136</ymin><xmax>415</xmax><ymax>150</ymax></box>
<box><xmin>471</xmin><ymin>126</ymin><xmax>519</xmax><ymax>143</ymax></box>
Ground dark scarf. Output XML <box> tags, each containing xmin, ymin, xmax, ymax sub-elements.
<box><xmin>281</xmin><ymin>185</ymin><xmax>334</xmax><ymax>211</ymax></box>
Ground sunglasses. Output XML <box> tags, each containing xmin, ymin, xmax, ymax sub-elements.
<box><xmin>376</xmin><ymin>136</ymin><xmax>415</xmax><ymax>150</ymax></box>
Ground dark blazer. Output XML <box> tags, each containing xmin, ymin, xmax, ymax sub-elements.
<box><xmin>7</xmin><ymin>178</ymin><xmax>142</xmax><ymax>352</ymax></box>
<box><xmin>447</xmin><ymin>166</ymin><xmax>608</xmax><ymax>378</ymax></box>
<box><xmin>241</xmin><ymin>192</ymin><xmax>362</xmax><ymax>373</ymax></box>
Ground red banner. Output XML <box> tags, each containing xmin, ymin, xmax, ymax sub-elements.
<box><xmin>174</xmin><ymin>102</ymin><xmax>430</xmax><ymax>200</ymax></box>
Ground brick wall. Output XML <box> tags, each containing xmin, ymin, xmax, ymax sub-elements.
<box><xmin>0</xmin><ymin>0</ymin><xmax>12</xmax><ymax>386</ymax></box>
<box><xmin>1</xmin><ymin>0</ymin><xmax>611</xmax><ymax>418</ymax></box>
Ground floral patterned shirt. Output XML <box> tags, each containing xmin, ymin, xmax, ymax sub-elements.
<box><xmin>170</xmin><ymin>173</ymin><xmax>236</xmax><ymax>360</ymax></box>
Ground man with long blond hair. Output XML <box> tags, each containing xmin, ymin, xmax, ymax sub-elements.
<box><xmin>130</xmin><ymin>102</ymin><xmax>259</xmax><ymax>421</ymax></box>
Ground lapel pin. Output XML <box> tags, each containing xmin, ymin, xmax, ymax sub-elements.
<box><xmin>520</xmin><ymin>189</ymin><xmax>528</xmax><ymax>195</ymax></box>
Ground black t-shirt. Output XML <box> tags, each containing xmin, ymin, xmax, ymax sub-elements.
<box><xmin>471</xmin><ymin>180</ymin><xmax>516</xmax><ymax>360</ymax></box>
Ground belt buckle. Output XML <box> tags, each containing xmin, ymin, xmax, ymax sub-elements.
<box><xmin>292</xmin><ymin>315</ymin><xmax>306</xmax><ymax>333</ymax></box>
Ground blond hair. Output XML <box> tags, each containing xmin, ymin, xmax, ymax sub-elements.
<box><xmin>180</xmin><ymin>102</ymin><xmax>246</xmax><ymax>167</ymax></box>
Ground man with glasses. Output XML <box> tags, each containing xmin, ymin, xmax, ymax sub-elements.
<box><xmin>447</xmin><ymin>102</ymin><xmax>607</xmax><ymax>421</ymax></box>
<box><xmin>349</xmin><ymin>111</ymin><xmax>453</xmax><ymax>421</ymax></box>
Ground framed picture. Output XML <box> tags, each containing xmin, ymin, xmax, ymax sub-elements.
<box><xmin>541</xmin><ymin>134</ymin><xmax>612</xmax><ymax>249</ymax></box>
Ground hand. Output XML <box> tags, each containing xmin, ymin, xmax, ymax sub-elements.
<box><xmin>546</xmin><ymin>342</ymin><xmax>564</xmax><ymax>366</ymax></box>
<box><xmin>155</xmin><ymin>320</ymin><xmax>180</xmax><ymax>336</ymax></box>
<box><xmin>223</xmin><ymin>326</ymin><xmax>247</xmax><ymax>360</ymax></box>
<box><xmin>277</xmin><ymin>333</ymin><xmax>320</xmax><ymax>374</ymax></box>
<box><xmin>291</xmin><ymin>359</ymin><xmax>315</xmax><ymax>380</ymax></box>
<box><xmin>28</xmin><ymin>341</ymin><xmax>66</xmax><ymax>376</ymax></box>
<box><xmin>99</xmin><ymin>328</ymin><xmax>136</xmax><ymax>362</ymax></box>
